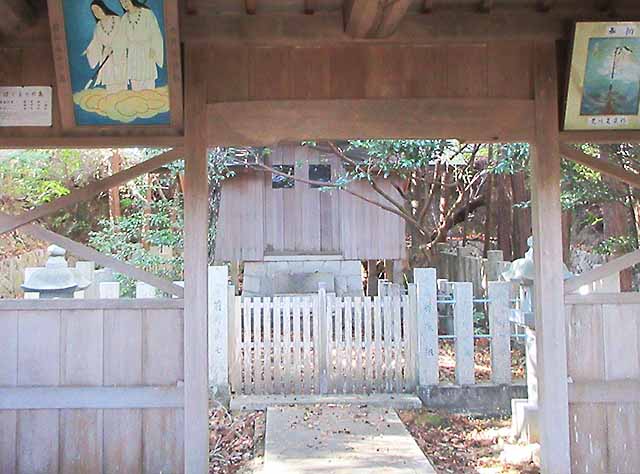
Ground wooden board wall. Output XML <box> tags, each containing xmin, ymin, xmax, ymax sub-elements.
<box><xmin>565</xmin><ymin>298</ymin><xmax>640</xmax><ymax>474</ymax></box>
<box><xmin>206</xmin><ymin>41</ymin><xmax>534</xmax><ymax>103</ymax></box>
<box><xmin>0</xmin><ymin>300</ymin><xmax>185</xmax><ymax>474</ymax></box>
<box><xmin>215</xmin><ymin>144</ymin><xmax>405</xmax><ymax>261</ymax></box>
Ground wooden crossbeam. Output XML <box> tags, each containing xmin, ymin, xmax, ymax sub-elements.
<box><xmin>0</xmin><ymin>148</ymin><xmax>183</xmax><ymax>237</ymax></box>
<box><xmin>344</xmin><ymin>0</ymin><xmax>412</xmax><ymax>38</ymax></box>
<box><xmin>560</xmin><ymin>143</ymin><xmax>640</xmax><ymax>189</ymax></box>
<box><xmin>564</xmin><ymin>248</ymin><xmax>640</xmax><ymax>294</ymax></box>
<box><xmin>9</xmin><ymin>217</ymin><xmax>185</xmax><ymax>297</ymax></box>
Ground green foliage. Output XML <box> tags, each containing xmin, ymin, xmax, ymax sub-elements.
<box><xmin>89</xmin><ymin>197</ymin><xmax>184</xmax><ymax>297</ymax></box>
<box><xmin>0</xmin><ymin>149</ymin><xmax>103</xmax><ymax>207</ymax></box>
<box><xmin>594</xmin><ymin>235</ymin><xmax>635</xmax><ymax>257</ymax></box>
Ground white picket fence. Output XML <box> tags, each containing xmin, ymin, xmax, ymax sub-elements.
<box><xmin>229</xmin><ymin>285</ymin><xmax>419</xmax><ymax>395</ymax></box>
<box><xmin>227</xmin><ymin>269</ymin><xmax>516</xmax><ymax>396</ymax></box>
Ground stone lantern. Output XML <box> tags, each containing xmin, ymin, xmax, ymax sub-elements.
<box><xmin>22</xmin><ymin>245</ymin><xmax>91</xmax><ymax>299</ymax></box>
<box><xmin>502</xmin><ymin>236</ymin><xmax>572</xmax><ymax>443</ymax></box>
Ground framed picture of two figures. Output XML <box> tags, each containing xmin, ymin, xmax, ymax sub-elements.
<box><xmin>47</xmin><ymin>0</ymin><xmax>183</xmax><ymax>130</ymax></box>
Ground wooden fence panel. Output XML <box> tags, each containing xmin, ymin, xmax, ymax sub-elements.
<box><xmin>566</xmin><ymin>299</ymin><xmax>640</xmax><ymax>474</ymax></box>
<box><xmin>0</xmin><ymin>299</ymin><xmax>185</xmax><ymax>474</ymax></box>
<box><xmin>230</xmin><ymin>292</ymin><xmax>418</xmax><ymax>395</ymax></box>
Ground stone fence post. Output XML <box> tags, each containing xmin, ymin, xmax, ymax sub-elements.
<box><xmin>208</xmin><ymin>265</ymin><xmax>230</xmax><ymax>402</ymax></box>
<box><xmin>414</xmin><ymin>268</ymin><xmax>438</xmax><ymax>386</ymax></box>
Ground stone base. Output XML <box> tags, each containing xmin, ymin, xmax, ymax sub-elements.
<box><xmin>243</xmin><ymin>257</ymin><xmax>364</xmax><ymax>297</ymax></box>
<box><xmin>511</xmin><ymin>398</ymin><xmax>539</xmax><ymax>443</ymax></box>
<box><xmin>417</xmin><ymin>383</ymin><xmax>528</xmax><ymax>416</ymax></box>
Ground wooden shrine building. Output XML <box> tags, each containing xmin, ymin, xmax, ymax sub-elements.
<box><xmin>1</xmin><ymin>1</ymin><xmax>640</xmax><ymax>474</ymax></box>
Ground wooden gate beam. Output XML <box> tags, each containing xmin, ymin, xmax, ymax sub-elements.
<box><xmin>531</xmin><ymin>40</ymin><xmax>571</xmax><ymax>474</ymax></box>
<box><xmin>183</xmin><ymin>43</ymin><xmax>210</xmax><ymax>474</ymax></box>
<box><xmin>0</xmin><ymin>148</ymin><xmax>184</xmax><ymax>237</ymax></box>
<box><xmin>560</xmin><ymin>144</ymin><xmax>640</xmax><ymax>189</ymax></box>
<box><xmin>7</xmin><ymin>216</ymin><xmax>185</xmax><ymax>297</ymax></box>
<box><xmin>565</xmin><ymin>248</ymin><xmax>640</xmax><ymax>294</ymax></box>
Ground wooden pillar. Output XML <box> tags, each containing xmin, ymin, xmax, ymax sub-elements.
<box><xmin>531</xmin><ymin>40</ymin><xmax>571</xmax><ymax>474</ymax></box>
<box><xmin>184</xmin><ymin>43</ymin><xmax>210</xmax><ymax>474</ymax></box>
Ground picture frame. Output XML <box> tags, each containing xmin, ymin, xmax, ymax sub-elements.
<box><xmin>564</xmin><ymin>21</ymin><xmax>640</xmax><ymax>131</ymax></box>
<box><xmin>47</xmin><ymin>0</ymin><xmax>182</xmax><ymax>130</ymax></box>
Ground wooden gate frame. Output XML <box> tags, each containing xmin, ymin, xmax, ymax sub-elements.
<box><xmin>201</xmin><ymin>40</ymin><xmax>571</xmax><ymax>474</ymax></box>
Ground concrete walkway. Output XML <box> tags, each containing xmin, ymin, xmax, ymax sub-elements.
<box><xmin>262</xmin><ymin>405</ymin><xmax>436</xmax><ymax>474</ymax></box>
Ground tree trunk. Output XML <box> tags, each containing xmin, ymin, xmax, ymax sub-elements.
<box><xmin>601</xmin><ymin>145</ymin><xmax>633</xmax><ymax>291</ymax></box>
<box><xmin>494</xmin><ymin>172</ymin><xmax>514</xmax><ymax>261</ymax></box>
<box><xmin>561</xmin><ymin>210</ymin><xmax>572</xmax><ymax>267</ymax></box>
<box><xmin>510</xmin><ymin>170</ymin><xmax>531</xmax><ymax>258</ymax></box>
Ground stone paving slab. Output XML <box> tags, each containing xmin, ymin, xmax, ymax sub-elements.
<box><xmin>262</xmin><ymin>405</ymin><xmax>436</xmax><ymax>474</ymax></box>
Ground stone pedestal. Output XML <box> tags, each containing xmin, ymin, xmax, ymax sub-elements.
<box><xmin>243</xmin><ymin>256</ymin><xmax>364</xmax><ymax>297</ymax></box>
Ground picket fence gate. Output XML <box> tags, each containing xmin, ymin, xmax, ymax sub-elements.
<box><xmin>229</xmin><ymin>285</ymin><xmax>419</xmax><ymax>395</ymax></box>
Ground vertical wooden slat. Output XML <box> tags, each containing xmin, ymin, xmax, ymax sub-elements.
<box><xmin>569</xmin><ymin>405</ymin><xmax>608</xmax><ymax>474</ymax></box>
<box><xmin>323</xmin><ymin>292</ymin><xmax>335</xmax><ymax>394</ymax></box>
<box><xmin>532</xmin><ymin>40</ymin><xmax>571</xmax><ymax>474</ymax></box>
<box><xmin>363</xmin><ymin>297</ymin><xmax>374</xmax><ymax>393</ymax></box>
<box><xmin>0</xmin><ymin>311</ymin><xmax>17</xmax><ymax>474</ymax></box>
<box><xmin>0</xmin><ymin>310</ymin><xmax>18</xmax><ymax>385</ymax></box>
<box><xmin>0</xmin><ymin>410</ymin><xmax>17</xmax><ymax>474</ymax></box>
<box><xmin>60</xmin><ymin>409</ymin><xmax>103</xmax><ymax>474</ymax></box>
<box><xmin>353</xmin><ymin>297</ymin><xmax>363</xmax><ymax>393</ymax></box>
<box><xmin>292</xmin><ymin>298</ymin><xmax>303</xmax><ymax>392</ymax></box>
<box><xmin>242</xmin><ymin>298</ymin><xmax>252</xmax><ymax>394</ymax></box>
<box><xmin>184</xmin><ymin>41</ymin><xmax>209</xmax><ymax>474</ymax></box>
<box><xmin>103</xmin><ymin>408</ymin><xmax>142</xmax><ymax>474</ymax></box>
<box><xmin>104</xmin><ymin>308</ymin><xmax>143</xmax><ymax>474</ymax></box>
<box><xmin>282</xmin><ymin>297</ymin><xmax>292</xmax><ymax>393</ymax></box>
<box><xmin>603</xmin><ymin>304</ymin><xmax>640</xmax><ymax>380</ymax></box>
<box><xmin>454</xmin><ymin>283</ymin><xmax>475</xmax><ymax>385</ymax></box>
<box><xmin>143</xmin><ymin>408</ymin><xmax>182</xmax><ymax>474</ymax></box>
<box><xmin>229</xmin><ymin>294</ymin><xmax>242</xmax><ymax>394</ymax></box>
<box><xmin>60</xmin><ymin>309</ymin><xmax>104</xmax><ymax>474</ymax></box>
<box><xmin>272</xmin><ymin>297</ymin><xmax>282</xmax><ymax>394</ymax></box>
<box><xmin>17</xmin><ymin>410</ymin><xmax>59</xmax><ymax>474</ymax></box>
<box><xmin>302</xmin><ymin>297</ymin><xmax>313</xmax><ymax>393</ymax></box>
<box><xmin>392</xmin><ymin>295</ymin><xmax>403</xmax><ymax>391</ymax></box>
<box><xmin>343</xmin><ymin>297</ymin><xmax>353</xmax><ymax>393</ymax></box>
<box><xmin>489</xmin><ymin>282</ymin><xmax>512</xmax><ymax>385</ymax></box>
<box><xmin>606</xmin><ymin>403</ymin><xmax>640</xmax><ymax>473</ymax></box>
<box><xmin>373</xmin><ymin>296</ymin><xmax>383</xmax><ymax>393</ymax></box>
<box><xmin>61</xmin><ymin>309</ymin><xmax>104</xmax><ymax>385</ymax></box>
<box><xmin>143</xmin><ymin>308</ymin><xmax>184</xmax><ymax>474</ymax></box>
<box><xmin>263</xmin><ymin>298</ymin><xmax>272</xmax><ymax>394</ymax></box>
<box><xmin>312</xmin><ymin>295</ymin><xmax>321</xmax><ymax>393</ymax></box>
<box><xmin>382</xmin><ymin>296</ymin><xmax>394</xmax><ymax>392</ymax></box>
<box><xmin>253</xmin><ymin>298</ymin><xmax>264</xmax><ymax>394</ymax></box>
<box><xmin>334</xmin><ymin>297</ymin><xmax>344</xmax><ymax>393</ymax></box>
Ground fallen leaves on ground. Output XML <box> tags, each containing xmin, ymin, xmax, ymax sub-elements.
<box><xmin>438</xmin><ymin>339</ymin><xmax>527</xmax><ymax>383</ymax></box>
<box><xmin>209</xmin><ymin>404</ymin><xmax>265</xmax><ymax>474</ymax></box>
<box><xmin>398</xmin><ymin>410</ymin><xmax>539</xmax><ymax>474</ymax></box>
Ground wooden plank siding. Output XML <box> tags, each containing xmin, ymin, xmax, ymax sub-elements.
<box><xmin>0</xmin><ymin>300</ymin><xmax>185</xmax><ymax>474</ymax></box>
<box><xmin>565</xmin><ymin>300</ymin><xmax>640</xmax><ymax>474</ymax></box>
<box><xmin>206</xmin><ymin>42</ymin><xmax>534</xmax><ymax>103</ymax></box>
<box><xmin>215</xmin><ymin>144</ymin><xmax>405</xmax><ymax>261</ymax></box>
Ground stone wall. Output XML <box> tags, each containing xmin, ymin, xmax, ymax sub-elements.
<box><xmin>243</xmin><ymin>258</ymin><xmax>364</xmax><ymax>297</ymax></box>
